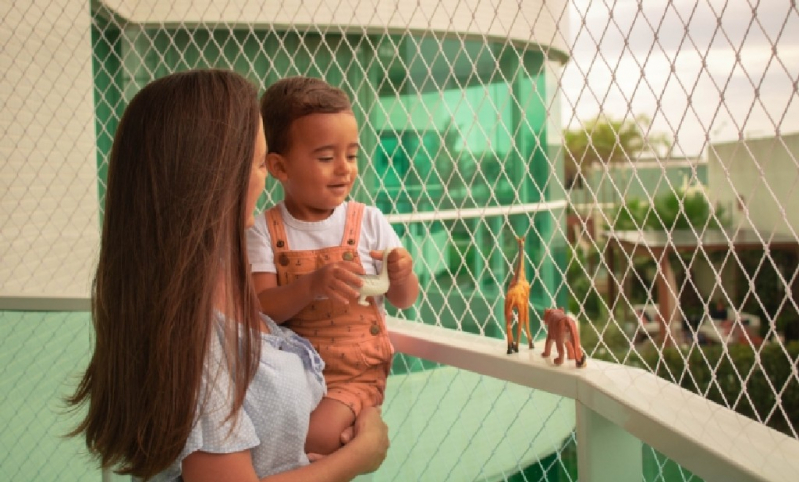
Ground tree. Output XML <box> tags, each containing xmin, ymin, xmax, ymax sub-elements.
<box><xmin>563</xmin><ymin>114</ymin><xmax>670</xmax><ymax>188</ymax></box>
<box><xmin>612</xmin><ymin>185</ymin><xmax>730</xmax><ymax>232</ymax></box>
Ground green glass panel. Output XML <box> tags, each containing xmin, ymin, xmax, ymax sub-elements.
<box><xmin>89</xmin><ymin>25</ymin><xmax>561</xmax><ymax>339</ymax></box>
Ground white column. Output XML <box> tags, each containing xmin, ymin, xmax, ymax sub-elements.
<box><xmin>576</xmin><ymin>401</ymin><xmax>642</xmax><ymax>482</ymax></box>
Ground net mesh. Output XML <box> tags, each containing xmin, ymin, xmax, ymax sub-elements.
<box><xmin>2</xmin><ymin>0</ymin><xmax>798</xmax><ymax>480</ymax></box>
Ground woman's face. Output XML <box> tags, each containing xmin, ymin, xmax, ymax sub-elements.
<box><xmin>246</xmin><ymin>117</ymin><xmax>268</xmax><ymax>228</ymax></box>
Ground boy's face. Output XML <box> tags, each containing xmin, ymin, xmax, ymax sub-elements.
<box><xmin>269</xmin><ymin>111</ymin><xmax>359</xmax><ymax>222</ymax></box>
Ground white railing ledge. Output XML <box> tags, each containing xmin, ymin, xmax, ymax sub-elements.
<box><xmin>387</xmin><ymin>317</ymin><xmax>799</xmax><ymax>482</ymax></box>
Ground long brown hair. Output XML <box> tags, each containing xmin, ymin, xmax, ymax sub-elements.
<box><xmin>67</xmin><ymin>70</ymin><xmax>262</xmax><ymax>479</ymax></box>
<box><xmin>260</xmin><ymin>76</ymin><xmax>352</xmax><ymax>154</ymax></box>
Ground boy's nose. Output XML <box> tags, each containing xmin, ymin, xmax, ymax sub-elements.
<box><xmin>335</xmin><ymin>156</ymin><xmax>352</xmax><ymax>173</ymax></box>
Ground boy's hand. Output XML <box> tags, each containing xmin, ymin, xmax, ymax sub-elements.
<box><xmin>371</xmin><ymin>248</ymin><xmax>413</xmax><ymax>286</ymax></box>
<box><xmin>309</xmin><ymin>261</ymin><xmax>364</xmax><ymax>304</ymax></box>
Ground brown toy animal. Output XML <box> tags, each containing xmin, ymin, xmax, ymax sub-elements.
<box><xmin>504</xmin><ymin>236</ymin><xmax>532</xmax><ymax>354</ymax></box>
<box><xmin>542</xmin><ymin>308</ymin><xmax>587</xmax><ymax>368</ymax></box>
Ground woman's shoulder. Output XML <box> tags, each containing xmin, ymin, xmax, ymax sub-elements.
<box><xmin>259</xmin><ymin>314</ymin><xmax>315</xmax><ymax>350</ymax></box>
<box><xmin>255</xmin><ymin>314</ymin><xmax>326</xmax><ymax>391</ymax></box>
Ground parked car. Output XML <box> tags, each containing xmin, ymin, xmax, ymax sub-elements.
<box><xmin>629</xmin><ymin>304</ymin><xmax>663</xmax><ymax>344</ymax></box>
<box><xmin>628</xmin><ymin>303</ymin><xmax>761</xmax><ymax>346</ymax></box>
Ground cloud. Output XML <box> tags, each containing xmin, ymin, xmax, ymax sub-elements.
<box><xmin>561</xmin><ymin>0</ymin><xmax>799</xmax><ymax>155</ymax></box>
<box><xmin>569</xmin><ymin>0</ymin><xmax>799</xmax><ymax>56</ymax></box>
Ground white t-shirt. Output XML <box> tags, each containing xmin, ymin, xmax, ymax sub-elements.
<box><xmin>247</xmin><ymin>201</ymin><xmax>402</xmax><ymax>278</ymax></box>
<box><xmin>246</xmin><ymin>201</ymin><xmax>403</xmax><ymax>313</ymax></box>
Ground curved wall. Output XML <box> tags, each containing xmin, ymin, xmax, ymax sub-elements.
<box><xmin>102</xmin><ymin>0</ymin><xmax>570</xmax><ymax>62</ymax></box>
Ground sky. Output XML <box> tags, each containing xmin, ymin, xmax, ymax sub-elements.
<box><xmin>559</xmin><ymin>0</ymin><xmax>799</xmax><ymax>157</ymax></box>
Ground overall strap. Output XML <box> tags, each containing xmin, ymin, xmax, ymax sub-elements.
<box><xmin>341</xmin><ymin>201</ymin><xmax>365</xmax><ymax>248</ymax></box>
<box><xmin>264</xmin><ymin>206</ymin><xmax>290</xmax><ymax>253</ymax></box>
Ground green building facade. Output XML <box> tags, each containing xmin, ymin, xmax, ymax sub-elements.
<box><xmin>91</xmin><ymin>10</ymin><xmax>568</xmax><ymax>340</ymax></box>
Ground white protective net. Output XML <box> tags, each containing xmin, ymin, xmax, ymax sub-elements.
<box><xmin>1</xmin><ymin>1</ymin><xmax>798</xmax><ymax>481</ymax></box>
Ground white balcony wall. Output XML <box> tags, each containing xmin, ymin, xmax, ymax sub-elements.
<box><xmin>0</xmin><ymin>0</ymin><xmax>98</xmax><ymax>302</ymax></box>
<box><xmin>101</xmin><ymin>0</ymin><xmax>570</xmax><ymax>61</ymax></box>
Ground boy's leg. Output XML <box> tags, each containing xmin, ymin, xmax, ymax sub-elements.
<box><xmin>305</xmin><ymin>397</ymin><xmax>357</xmax><ymax>456</ymax></box>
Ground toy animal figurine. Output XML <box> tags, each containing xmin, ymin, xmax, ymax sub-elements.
<box><xmin>541</xmin><ymin>307</ymin><xmax>587</xmax><ymax>368</ymax></box>
<box><xmin>504</xmin><ymin>236</ymin><xmax>532</xmax><ymax>354</ymax></box>
<box><xmin>355</xmin><ymin>248</ymin><xmax>392</xmax><ymax>306</ymax></box>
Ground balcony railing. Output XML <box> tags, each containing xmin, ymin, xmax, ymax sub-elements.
<box><xmin>2</xmin><ymin>307</ymin><xmax>793</xmax><ymax>481</ymax></box>
<box><xmin>384</xmin><ymin>317</ymin><xmax>799</xmax><ymax>482</ymax></box>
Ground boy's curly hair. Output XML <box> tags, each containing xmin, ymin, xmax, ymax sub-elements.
<box><xmin>260</xmin><ymin>76</ymin><xmax>352</xmax><ymax>154</ymax></box>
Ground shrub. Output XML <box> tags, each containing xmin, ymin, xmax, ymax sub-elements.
<box><xmin>630</xmin><ymin>342</ymin><xmax>799</xmax><ymax>437</ymax></box>
<box><xmin>612</xmin><ymin>186</ymin><xmax>730</xmax><ymax>232</ymax></box>
<box><xmin>580</xmin><ymin>318</ymin><xmax>630</xmax><ymax>360</ymax></box>
<box><xmin>566</xmin><ymin>245</ymin><xmax>605</xmax><ymax>320</ymax></box>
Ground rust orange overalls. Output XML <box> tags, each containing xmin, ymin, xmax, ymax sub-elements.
<box><xmin>264</xmin><ymin>202</ymin><xmax>394</xmax><ymax>415</ymax></box>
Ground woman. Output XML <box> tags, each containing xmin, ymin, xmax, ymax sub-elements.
<box><xmin>67</xmin><ymin>69</ymin><xmax>388</xmax><ymax>481</ymax></box>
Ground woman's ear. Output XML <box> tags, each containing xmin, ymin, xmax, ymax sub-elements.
<box><xmin>266</xmin><ymin>152</ymin><xmax>287</xmax><ymax>181</ymax></box>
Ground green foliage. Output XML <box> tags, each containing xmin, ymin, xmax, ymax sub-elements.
<box><xmin>580</xmin><ymin>318</ymin><xmax>630</xmax><ymax>357</ymax></box>
<box><xmin>612</xmin><ymin>186</ymin><xmax>729</xmax><ymax>231</ymax></box>
<box><xmin>626</xmin><ymin>342</ymin><xmax>799</xmax><ymax>437</ymax></box>
<box><xmin>604</xmin><ymin>150</ymin><xmax>732</xmax><ymax>316</ymax></box>
<box><xmin>651</xmin><ymin>188</ymin><xmax>729</xmax><ymax>231</ymax></box>
<box><xmin>612</xmin><ymin>197</ymin><xmax>651</xmax><ymax>230</ymax></box>
<box><xmin>563</xmin><ymin>114</ymin><xmax>671</xmax><ymax>181</ymax></box>
<box><xmin>737</xmin><ymin>249</ymin><xmax>799</xmax><ymax>338</ymax></box>
<box><xmin>565</xmin><ymin>245</ymin><xmax>605</xmax><ymax>320</ymax></box>
<box><xmin>652</xmin><ymin>189</ymin><xmax>696</xmax><ymax>229</ymax></box>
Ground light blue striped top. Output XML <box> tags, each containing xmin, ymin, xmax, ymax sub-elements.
<box><xmin>151</xmin><ymin>313</ymin><xmax>326</xmax><ymax>481</ymax></box>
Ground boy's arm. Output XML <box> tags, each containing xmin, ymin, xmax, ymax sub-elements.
<box><xmin>253</xmin><ymin>264</ymin><xmax>365</xmax><ymax>323</ymax></box>
<box><xmin>252</xmin><ymin>272</ymin><xmax>314</xmax><ymax>324</ymax></box>
<box><xmin>385</xmin><ymin>271</ymin><xmax>419</xmax><ymax>310</ymax></box>
<box><xmin>364</xmin><ymin>207</ymin><xmax>418</xmax><ymax>310</ymax></box>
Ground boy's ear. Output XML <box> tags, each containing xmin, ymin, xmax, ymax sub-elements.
<box><xmin>266</xmin><ymin>152</ymin><xmax>288</xmax><ymax>181</ymax></box>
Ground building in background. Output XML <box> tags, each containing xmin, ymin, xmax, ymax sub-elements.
<box><xmin>90</xmin><ymin>0</ymin><xmax>571</xmax><ymax>337</ymax></box>
<box><xmin>708</xmin><ymin>132</ymin><xmax>799</xmax><ymax>237</ymax></box>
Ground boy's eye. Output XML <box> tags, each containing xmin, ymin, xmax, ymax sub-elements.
<box><xmin>318</xmin><ymin>157</ymin><xmax>333</xmax><ymax>162</ymax></box>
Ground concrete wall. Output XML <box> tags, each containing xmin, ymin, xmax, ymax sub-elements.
<box><xmin>1</xmin><ymin>0</ymin><xmax>98</xmax><ymax>300</ymax></box>
<box><xmin>1</xmin><ymin>0</ymin><xmax>571</xmax><ymax>302</ymax></box>
<box><xmin>708</xmin><ymin>133</ymin><xmax>799</xmax><ymax>237</ymax></box>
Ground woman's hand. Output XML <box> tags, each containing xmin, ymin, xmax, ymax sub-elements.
<box><xmin>347</xmin><ymin>407</ymin><xmax>389</xmax><ymax>473</ymax></box>
<box><xmin>306</xmin><ymin>427</ymin><xmax>354</xmax><ymax>463</ymax></box>
<box><xmin>306</xmin><ymin>406</ymin><xmax>388</xmax><ymax>474</ymax></box>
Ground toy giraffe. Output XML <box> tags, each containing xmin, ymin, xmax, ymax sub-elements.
<box><xmin>504</xmin><ymin>236</ymin><xmax>532</xmax><ymax>354</ymax></box>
